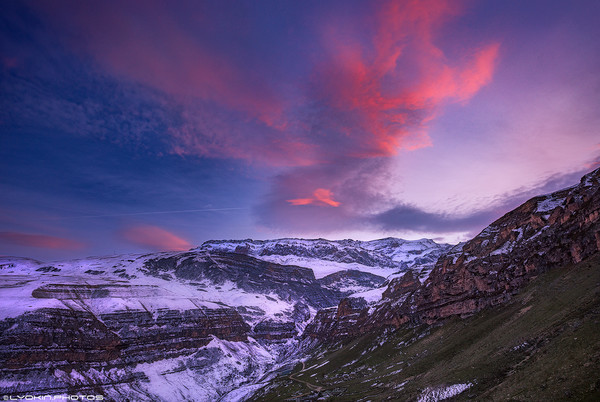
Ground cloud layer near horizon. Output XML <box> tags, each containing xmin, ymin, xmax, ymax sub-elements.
<box><xmin>0</xmin><ymin>231</ymin><xmax>85</xmax><ymax>250</ymax></box>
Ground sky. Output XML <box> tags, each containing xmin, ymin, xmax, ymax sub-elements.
<box><xmin>1</xmin><ymin>0</ymin><xmax>599</xmax><ymax>261</ymax></box>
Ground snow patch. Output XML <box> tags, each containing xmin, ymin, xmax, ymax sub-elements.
<box><xmin>536</xmin><ymin>196</ymin><xmax>565</xmax><ymax>213</ymax></box>
<box><xmin>350</xmin><ymin>286</ymin><xmax>386</xmax><ymax>303</ymax></box>
<box><xmin>417</xmin><ymin>383</ymin><xmax>473</xmax><ymax>402</ymax></box>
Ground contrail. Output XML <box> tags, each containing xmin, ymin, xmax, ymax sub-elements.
<box><xmin>43</xmin><ymin>207</ymin><xmax>247</xmax><ymax>220</ymax></box>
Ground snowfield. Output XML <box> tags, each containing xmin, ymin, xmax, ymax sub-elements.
<box><xmin>0</xmin><ymin>237</ymin><xmax>451</xmax><ymax>401</ymax></box>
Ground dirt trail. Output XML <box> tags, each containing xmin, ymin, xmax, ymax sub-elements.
<box><xmin>289</xmin><ymin>361</ymin><xmax>324</xmax><ymax>393</ymax></box>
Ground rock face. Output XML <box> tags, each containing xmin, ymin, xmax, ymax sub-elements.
<box><xmin>414</xmin><ymin>167</ymin><xmax>600</xmax><ymax>324</ymax></box>
<box><xmin>0</xmin><ymin>306</ymin><xmax>251</xmax><ymax>398</ymax></box>
<box><xmin>0</xmin><ymin>307</ymin><xmax>248</xmax><ymax>369</ymax></box>
<box><xmin>253</xmin><ymin>320</ymin><xmax>297</xmax><ymax>340</ymax></box>
<box><xmin>318</xmin><ymin>269</ymin><xmax>386</xmax><ymax>296</ymax></box>
<box><xmin>304</xmin><ymin>297</ymin><xmax>370</xmax><ymax>340</ymax></box>
<box><xmin>382</xmin><ymin>270</ymin><xmax>420</xmax><ymax>300</ymax></box>
<box><xmin>303</xmin><ymin>272</ymin><xmax>420</xmax><ymax>340</ymax></box>
<box><xmin>201</xmin><ymin>238</ymin><xmax>399</xmax><ymax>268</ymax></box>
<box><xmin>0</xmin><ymin>308</ymin><xmax>122</xmax><ymax>369</ymax></box>
<box><xmin>307</xmin><ymin>167</ymin><xmax>600</xmax><ymax>340</ymax></box>
<box><xmin>100</xmin><ymin>308</ymin><xmax>250</xmax><ymax>363</ymax></box>
<box><xmin>144</xmin><ymin>251</ymin><xmax>339</xmax><ymax>308</ymax></box>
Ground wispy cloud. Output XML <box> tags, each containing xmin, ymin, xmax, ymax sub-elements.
<box><xmin>0</xmin><ymin>231</ymin><xmax>85</xmax><ymax>250</ymax></box>
<box><xmin>256</xmin><ymin>0</ymin><xmax>500</xmax><ymax>232</ymax></box>
<box><xmin>121</xmin><ymin>224</ymin><xmax>192</xmax><ymax>252</ymax></box>
<box><xmin>287</xmin><ymin>189</ymin><xmax>341</xmax><ymax>207</ymax></box>
<box><xmin>307</xmin><ymin>0</ymin><xmax>499</xmax><ymax>159</ymax></box>
<box><xmin>23</xmin><ymin>0</ymin><xmax>498</xmax><ymax>168</ymax></box>
<box><xmin>42</xmin><ymin>208</ymin><xmax>247</xmax><ymax>220</ymax></box>
<box><xmin>4</xmin><ymin>0</ymin><xmax>597</xmax><ymax>255</ymax></box>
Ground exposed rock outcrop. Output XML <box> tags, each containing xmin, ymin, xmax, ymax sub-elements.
<box><xmin>0</xmin><ymin>308</ymin><xmax>121</xmax><ymax>369</ymax></box>
<box><xmin>253</xmin><ymin>320</ymin><xmax>297</xmax><ymax>340</ymax></box>
<box><xmin>318</xmin><ymin>269</ymin><xmax>386</xmax><ymax>296</ymax></box>
<box><xmin>414</xmin><ymin>167</ymin><xmax>600</xmax><ymax>324</ymax></box>
<box><xmin>0</xmin><ymin>306</ymin><xmax>249</xmax><ymax>371</ymax></box>
<box><xmin>199</xmin><ymin>237</ymin><xmax>452</xmax><ymax>273</ymax></box>
<box><xmin>0</xmin><ymin>304</ymin><xmax>253</xmax><ymax>399</ymax></box>
<box><xmin>307</xmin><ymin>168</ymin><xmax>600</xmax><ymax>340</ymax></box>
<box><xmin>304</xmin><ymin>297</ymin><xmax>370</xmax><ymax>340</ymax></box>
<box><xmin>144</xmin><ymin>251</ymin><xmax>340</xmax><ymax>308</ymax></box>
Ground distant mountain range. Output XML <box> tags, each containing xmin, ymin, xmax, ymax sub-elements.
<box><xmin>0</xmin><ymin>235</ymin><xmax>447</xmax><ymax>400</ymax></box>
<box><xmin>199</xmin><ymin>237</ymin><xmax>451</xmax><ymax>280</ymax></box>
<box><xmin>0</xmin><ymin>167</ymin><xmax>598</xmax><ymax>401</ymax></box>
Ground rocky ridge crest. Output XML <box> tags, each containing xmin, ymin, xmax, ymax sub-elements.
<box><xmin>305</xmin><ymin>168</ymin><xmax>600</xmax><ymax>340</ymax></box>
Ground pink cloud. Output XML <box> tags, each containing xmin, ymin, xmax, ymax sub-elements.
<box><xmin>122</xmin><ymin>225</ymin><xmax>192</xmax><ymax>251</ymax></box>
<box><xmin>310</xmin><ymin>0</ymin><xmax>500</xmax><ymax>159</ymax></box>
<box><xmin>287</xmin><ymin>188</ymin><xmax>341</xmax><ymax>207</ymax></box>
<box><xmin>0</xmin><ymin>231</ymin><xmax>85</xmax><ymax>250</ymax></box>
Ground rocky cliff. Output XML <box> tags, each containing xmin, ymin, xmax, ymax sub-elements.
<box><xmin>0</xmin><ymin>305</ymin><xmax>252</xmax><ymax>398</ymax></box>
<box><xmin>143</xmin><ymin>251</ymin><xmax>340</xmax><ymax>308</ymax></box>
<box><xmin>306</xmin><ymin>167</ymin><xmax>600</xmax><ymax>340</ymax></box>
<box><xmin>0</xmin><ymin>251</ymin><xmax>342</xmax><ymax>399</ymax></box>
<box><xmin>414</xmin><ymin>167</ymin><xmax>600</xmax><ymax>323</ymax></box>
<box><xmin>199</xmin><ymin>237</ymin><xmax>451</xmax><ymax>281</ymax></box>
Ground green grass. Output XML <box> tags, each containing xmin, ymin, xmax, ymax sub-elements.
<box><xmin>252</xmin><ymin>253</ymin><xmax>600</xmax><ymax>401</ymax></box>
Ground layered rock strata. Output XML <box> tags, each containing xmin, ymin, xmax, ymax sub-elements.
<box><xmin>306</xmin><ymin>168</ymin><xmax>600</xmax><ymax>340</ymax></box>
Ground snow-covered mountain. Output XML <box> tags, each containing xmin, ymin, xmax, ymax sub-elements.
<box><xmin>0</xmin><ymin>237</ymin><xmax>448</xmax><ymax>400</ymax></box>
<box><xmin>199</xmin><ymin>237</ymin><xmax>451</xmax><ymax>281</ymax></box>
<box><xmin>0</xmin><ymin>252</ymin><xmax>305</xmax><ymax>400</ymax></box>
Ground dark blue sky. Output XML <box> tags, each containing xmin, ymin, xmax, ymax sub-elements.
<box><xmin>1</xmin><ymin>0</ymin><xmax>599</xmax><ymax>261</ymax></box>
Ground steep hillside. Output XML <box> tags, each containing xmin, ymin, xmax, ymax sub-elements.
<box><xmin>305</xmin><ymin>167</ymin><xmax>600</xmax><ymax>340</ymax></box>
<box><xmin>413</xmin><ymin>167</ymin><xmax>600</xmax><ymax>324</ymax></box>
<box><xmin>253</xmin><ymin>252</ymin><xmax>600</xmax><ymax>401</ymax></box>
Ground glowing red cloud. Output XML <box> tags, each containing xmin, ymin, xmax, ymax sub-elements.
<box><xmin>312</xmin><ymin>0</ymin><xmax>500</xmax><ymax>158</ymax></box>
<box><xmin>287</xmin><ymin>188</ymin><xmax>341</xmax><ymax>207</ymax></box>
<box><xmin>0</xmin><ymin>231</ymin><xmax>85</xmax><ymax>250</ymax></box>
<box><xmin>409</xmin><ymin>43</ymin><xmax>501</xmax><ymax>106</ymax></box>
<box><xmin>122</xmin><ymin>225</ymin><xmax>192</xmax><ymax>251</ymax></box>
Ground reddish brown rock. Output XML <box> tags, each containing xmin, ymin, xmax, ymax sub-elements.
<box><xmin>252</xmin><ymin>320</ymin><xmax>297</xmax><ymax>340</ymax></box>
<box><xmin>382</xmin><ymin>270</ymin><xmax>419</xmax><ymax>300</ymax></box>
<box><xmin>412</xmin><ymin>167</ymin><xmax>600</xmax><ymax>324</ymax></box>
<box><xmin>304</xmin><ymin>297</ymin><xmax>370</xmax><ymax>340</ymax></box>
<box><xmin>0</xmin><ymin>306</ymin><xmax>250</xmax><ymax>370</ymax></box>
<box><xmin>307</xmin><ymin>167</ymin><xmax>600</xmax><ymax>341</ymax></box>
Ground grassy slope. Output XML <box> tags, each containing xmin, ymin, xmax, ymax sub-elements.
<box><xmin>253</xmin><ymin>253</ymin><xmax>600</xmax><ymax>401</ymax></box>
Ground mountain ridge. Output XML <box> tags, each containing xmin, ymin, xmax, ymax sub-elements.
<box><xmin>305</xmin><ymin>167</ymin><xmax>600</xmax><ymax>341</ymax></box>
